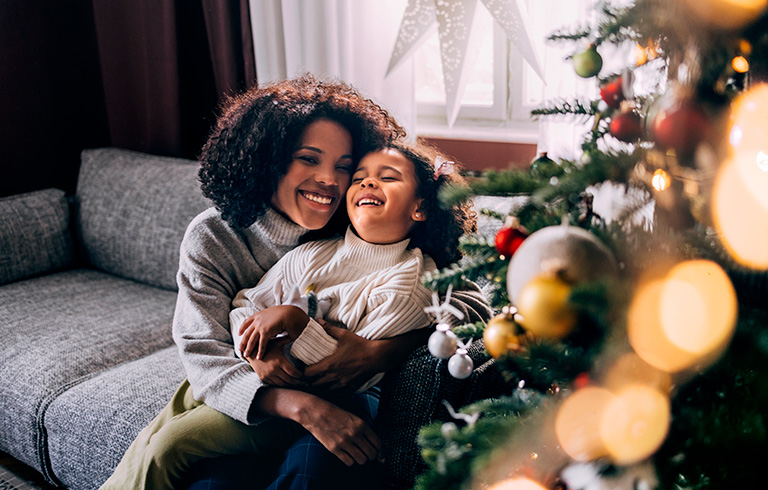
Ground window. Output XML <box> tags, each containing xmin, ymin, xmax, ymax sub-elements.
<box><xmin>413</xmin><ymin>0</ymin><xmax>585</xmax><ymax>144</ymax></box>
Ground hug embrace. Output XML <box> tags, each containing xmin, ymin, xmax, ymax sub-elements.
<box><xmin>101</xmin><ymin>75</ymin><xmax>492</xmax><ymax>490</ymax></box>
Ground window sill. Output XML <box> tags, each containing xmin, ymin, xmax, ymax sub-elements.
<box><xmin>416</xmin><ymin>119</ymin><xmax>539</xmax><ymax>145</ymax></box>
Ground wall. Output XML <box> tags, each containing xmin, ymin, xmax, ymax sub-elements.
<box><xmin>420</xmin><ymin>137</ymin><xmax>537</xmax><ymax>173</ymax></box>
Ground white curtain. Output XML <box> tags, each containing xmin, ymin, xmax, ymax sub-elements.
<box><xmin>249</xmin><ymin>0</ymin><xmax>416</xmax><ymax>135</ymax></box>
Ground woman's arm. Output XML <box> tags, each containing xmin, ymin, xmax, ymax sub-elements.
<box><xmin>303</xmin><ymin>327</ymin><xmax>431</xmax><ymax>391</ymax></box>
<box><xmin>303</xmin><ymin>280</ymin><xmax>492</xmax><ymax>391</ymax></box>
<box><xmin>250</xmin><ymin>385</ymin><xmax>382</xmax><ymax>465</ymax></box>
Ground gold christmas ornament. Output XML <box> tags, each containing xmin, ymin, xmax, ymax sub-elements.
<box><xmin>483</xmin><ymin>307</ymin><xmax>523</xmax><ymax>358</ymax></box>
<box><xmin>515</xmin><ymin>272</ymin><xmax>576</xmax><ymax>339</ymax></box>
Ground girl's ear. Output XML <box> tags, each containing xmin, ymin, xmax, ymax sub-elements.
<box><xmin>412</xmin><ymin>202</ymin><xmax>427</xmax><ymax>222</ymax></box>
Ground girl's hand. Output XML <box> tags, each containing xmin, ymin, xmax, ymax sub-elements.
<box><xmin>297</xmin><ymin>397</ymin><xmax>382</xmax><ymax>466</ymax></box>
<box><xmin>239</xmin><ymin>305</ymin><xmax>309</xmax><ymax>360</ymax></box>
<box><xmin>246</xmin><ymin>336</ymin><xmax>305</xmax><ymax>387</ymax></box>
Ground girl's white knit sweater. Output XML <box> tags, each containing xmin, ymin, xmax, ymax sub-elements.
<box><xmin>230</xmin><ymin>227</ymin><xmax>435</xmax><ymax>392</ymax></box>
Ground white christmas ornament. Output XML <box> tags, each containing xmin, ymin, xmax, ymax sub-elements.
<box><xmin>428</xmin><ymin>323</ymin><xmax>459</xmax><ymax>358</ymax></box>
<box><xmin>507</xmin><ymin>223</ymin><xmax>619</xmax><ymax>304</ymax></box>
<box><xmin>448</xmin><ymin>347</ymin><xmax>474</xmax><ymax>379</ymax></box>
<box><xmin>387</xmin><ymin>0</ymin><xmax>543</xmax><ymax>126</ymax></box>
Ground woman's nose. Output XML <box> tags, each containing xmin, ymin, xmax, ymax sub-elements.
<box><xmin>315</xmin><ymin>167</ymin><xmax>337</xmax><ymax>186</ymax></box>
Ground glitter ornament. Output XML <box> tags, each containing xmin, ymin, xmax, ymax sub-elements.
<box><xmin>507</xmin><ymin>223</ymin><xmax>619</xmax><ymax>305</ymax></box>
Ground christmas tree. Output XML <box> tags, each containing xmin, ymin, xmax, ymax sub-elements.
<box><xmin>417</xmin><ymin>1</ymin><xmax>768</xmax><ymax>489</ymax></box>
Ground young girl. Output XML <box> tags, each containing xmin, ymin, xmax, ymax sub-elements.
<box><xmin>101</xmin><ymin>76</ymin><xmax>491</xmax><ymax>490</ymax></box>
<box><xmin>121</xmin><ymin>141</ymin><xmax>478</xmax><ymax>489</ymax></box>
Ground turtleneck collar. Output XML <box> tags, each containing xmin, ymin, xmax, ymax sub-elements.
<box><xmin>248</xmin><ymin>207</ymin><xmax>308</xmax><ymax>249</ymax></box>
<box><xmin>338</xmin><ymin>226</ymin><xmax>413</xmax><ymax>272</ymax></box>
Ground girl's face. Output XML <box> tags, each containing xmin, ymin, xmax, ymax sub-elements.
<box><xmin>346</xmin><ymin>148</ymin><xmax>426</xmax><ymax>244</ymax></box>
<box><xmin>272</xmin><ymin>119</ymin><xmax>354</xmax><ymax>230</ymax></box>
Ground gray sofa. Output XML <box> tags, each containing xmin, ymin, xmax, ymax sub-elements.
<box><xmin>0</xmin><ymin>147</ymin><xmax>502</xmax><ymax>489</ymax></box>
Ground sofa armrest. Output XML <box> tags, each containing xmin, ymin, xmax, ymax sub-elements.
<box><xmin>0</xmin><ymin>188</ymin><xmax>74</xmax><ymax>285</ymax></box>
<box><xmin>376</xmin><ymin>339</ymin><xmax>506</xmax><ymax>489</ymax></box>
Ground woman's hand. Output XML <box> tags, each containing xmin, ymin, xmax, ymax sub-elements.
<box><xmin>246</xmin><ymin>336</ymin><xmax>305</xmax><ymax>387</ymax></box>
<box><xmin>239</xmin><ymin>305</ymin><xmax>309</xmax><ymax>360</ymax></box>
<box><xmin>302</xmin><ymin>326</ymin><xmax>382</xmax><ymax>392</ymax></box>
<box><xmin>296</xmin><ymin>396</ymin><xmax>382</xmax><ymax>466</ymax></box>
<box><xmin>304</xmin><ymin>326</ymin><xmax>432</xmax><ymax>391</ymax></box>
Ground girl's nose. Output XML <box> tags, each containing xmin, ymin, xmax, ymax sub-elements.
<box><xmin>360</xmin><ymin>178</ymin><xmax>377</xmax><ymax>188</ymax></box>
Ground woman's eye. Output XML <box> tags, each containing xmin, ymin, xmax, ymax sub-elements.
<box><xmin>297</xmin><ymin>156</ymin><xmax>317</xmax><ymax>165</ymax></box>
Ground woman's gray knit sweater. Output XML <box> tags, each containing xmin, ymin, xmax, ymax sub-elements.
<box><xmin>172</xmin><ymin>207</ymin><xmax>492</xmax><ymax>425</ymax></box>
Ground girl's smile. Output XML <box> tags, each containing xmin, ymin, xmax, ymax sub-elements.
<box><xmin>346</xmin><ymin>148</ymin><xmax>426</xmax><ymax>244</ymax></box>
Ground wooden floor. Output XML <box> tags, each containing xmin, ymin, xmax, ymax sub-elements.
<box><xmin>0</xmin><ymin>452</ymin><xmax>56</xmax><ymax>490</ymax></box>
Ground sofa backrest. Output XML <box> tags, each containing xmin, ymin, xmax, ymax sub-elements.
<box><xmin>0</xmin><ymin>188</ymin><xmax>74</xmax><ymax>285</ymax></box>
<box><xmin>75</xmin><ymin>148</ymin><xmax>210</xmax><ymax>290</ymax></box>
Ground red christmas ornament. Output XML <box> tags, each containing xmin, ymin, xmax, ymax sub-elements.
<box><xmin>495</xmin><ymin>223</ymin><xmax>528</xmax><ymax>258</ymax></box>
<box><xmin>600</xmin><ymin>76</ymin><xmax>625</xmax><ymax>109</ymax></box>
<box><xmin>609</xmin><ymin>110</ymin><xmax>644</xmax><ymax>142</ymax></box>
<box><xmin>652</xmin><ymin>101</ymin><xmax>711</xmax><ymax>155</ymax></box>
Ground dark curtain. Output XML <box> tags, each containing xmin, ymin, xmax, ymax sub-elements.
<box><xmin>0</xmin><ymin>0</ymin><xmax>256</xmax><ymax>198</ymax></box>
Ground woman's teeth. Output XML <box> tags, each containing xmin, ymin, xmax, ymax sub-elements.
<box><xmin>302</xmin><ymin>191</ymin><xmax>333</xmax><ymax>205</ymax></box>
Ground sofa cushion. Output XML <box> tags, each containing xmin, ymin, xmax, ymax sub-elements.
<box><xmin>45</xmin><ymin>346</ymin><xmax>185</xmax><ymax>489</ymax></box>
<box><xmin>0</xmin><ymin>269</ymin><xmax>178</xmax><ymax>477</ymax></box>
<box><xmin>0</xmin><ymin>188</ymin><xmax>73</xmax><ymax>286</ymax></box>
<box><xmin>75</xmin><ymin>148</ymin><xmax>210</xmax><ymax>290</ymax></box>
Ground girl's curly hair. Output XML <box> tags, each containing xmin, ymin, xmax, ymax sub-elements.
<box><xmin>382</xmin><ymin>140</ymin><xmax>476</xmax><ymax>269</ymax></box>
<box><xmin>199</xmin><ymin>75</ymin><xmax>405</xmax><ymax>229</ymax></box>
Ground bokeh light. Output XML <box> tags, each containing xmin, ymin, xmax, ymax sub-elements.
<box><xmin>487</xmin><ymin>477</ymin><xmax>547</xmax><ymax>490</ymax></box>
<box><xmin>732</xmin><ymin>55</ymin><xmax>750</xmax><ymax>73</ymax></box>
<box><xmin>652</xmin><ymin>168</ymin><xmax>671</xmax><ymax>191</ymax></box>
<box><xmin>713</xmin><ymin>159</ymin><xmax>768</xmax><ymax>268</ymax></box>
<box><xmin>555</xmin><ymin>387</ymin><xmax>613</xmax><ymax>461</ymax></box>
<box><xmin>600</xmin><ymin>385</ymin><xmax>670</xmax><ymax>465</ymax></box>
<box><xmin>682</xmin><ymin>0</ymin><xmax>768</xmax><ymax>30</ymax></box>
<box><xmin>661</xmin><ymin>261</ymin><xmax>737</xmax><ymax>355</ymax></box>
<box><xmin>724</xmin><ymin>83</ymin><xmax>768</xmax><ymax>211</ymax></box>
<box><xmin>602</xmin><ymin>352</ymin><xmax>672</xmax><ymax>394</ymax></box>
<box><xmin>628</xmin><ymin>260</ymin><xmax>737</xmax><ymax>372</ymax></box>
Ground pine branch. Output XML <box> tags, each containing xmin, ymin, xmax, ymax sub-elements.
<box><xmin>530</xmin><ymin>97</ymin><xmax>598</xmax><ymax>120</ymax></box>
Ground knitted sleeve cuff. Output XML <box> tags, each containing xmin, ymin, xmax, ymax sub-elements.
<box><xmin>289</xmin><ymin>318</ymin><xmax>338</xmax><ymax>365</ymax></box>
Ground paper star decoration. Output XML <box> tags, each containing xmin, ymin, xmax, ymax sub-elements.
<box><xmin>424</xmin><ymin>284</ymin><xmax>466</xmax><ymax>324</ymax></box>
<box><xmin>386</xmin><ymin>0</ymin><xmax>544</xmax><ymax>126</ymax></box>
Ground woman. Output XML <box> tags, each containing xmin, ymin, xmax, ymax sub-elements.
<box><xmin>102</xmin><ymin>75</ymin><xmax>491</xmax><ymax>490</ymax></box>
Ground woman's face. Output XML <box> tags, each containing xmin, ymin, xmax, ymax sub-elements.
<box><xmin>346</xmin><ymin>148</ymin><xmax>425</xmax><ymax>244</ymax></box>
<box><xmin>272</xmin><ymin>119</ymin><xmax>354</xmax><ymax>230</ymax></box>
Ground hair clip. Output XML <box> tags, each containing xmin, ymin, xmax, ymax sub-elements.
<box><xmin>434</xmin><ymin>155</ymin><xmax>455</xmax><ymax>180</ymax></box>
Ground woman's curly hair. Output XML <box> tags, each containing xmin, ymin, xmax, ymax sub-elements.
<box><xmin>199</xmin><ymin>75</ymin><xmax>405</xmax><ymax>229</ymax></box>
<box><xmin>383</xmin><ymin>140</ymin><xmax>476</xmax><ymax>269</ymax></box>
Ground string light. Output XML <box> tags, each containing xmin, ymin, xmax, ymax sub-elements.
<box><xmin>732</xmin><ymin>55</ymin><xmax>750</xmax><ymax>73</ymax></box>
<box><xmin>652</xmin><ymin>168</ymin><xmax>671</xmax><ymax>191</ymax></box>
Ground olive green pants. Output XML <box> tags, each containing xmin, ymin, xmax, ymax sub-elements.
<box><xmin>99</xmin><ymin>379</ymin><xmax>300</xmax><ymax>490</ymax></box>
